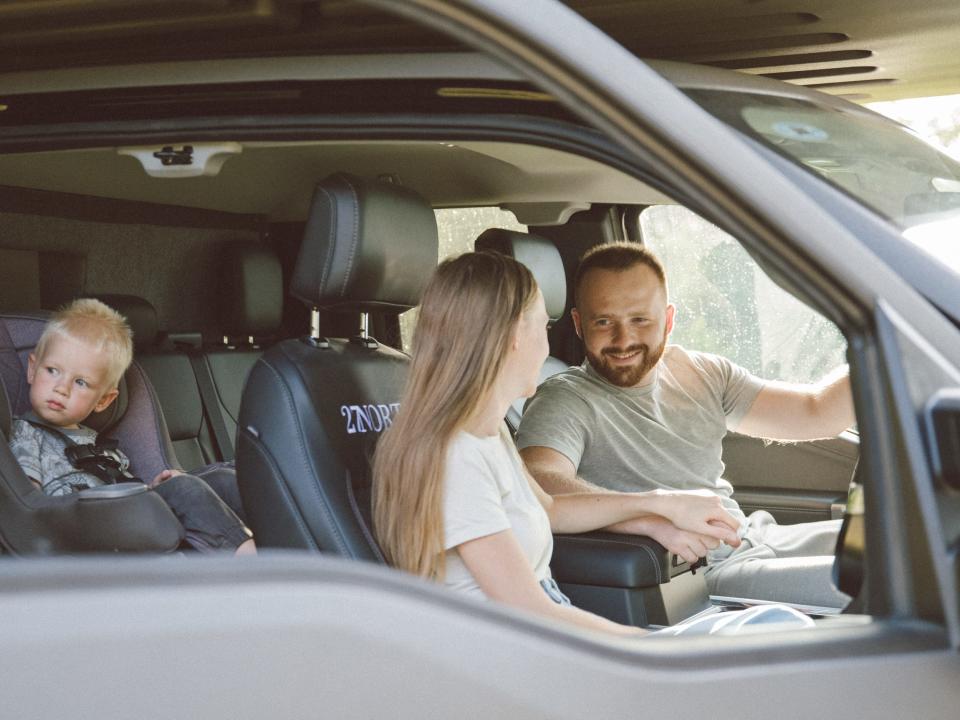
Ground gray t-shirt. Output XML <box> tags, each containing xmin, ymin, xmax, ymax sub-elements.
<box><xmin>8</xmin><ymin>412</ymin><xmax>129</xmax><ymax>496</ymax></box>
<box><xmin>515</xmin><ymin>345</ymin><xmax>765</xmax><ymax>523</ymax></box>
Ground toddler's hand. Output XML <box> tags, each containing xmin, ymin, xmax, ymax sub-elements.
<box><xmin>150</xmin><ymin>469</ymin><xmax>182</xmax><ymax>488</ymax></box>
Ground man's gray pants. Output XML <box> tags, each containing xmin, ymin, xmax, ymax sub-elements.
<box><xmin>704</xmin><ymin>510</ymin><xmax>849</xmax><ymax>608</ymax></box>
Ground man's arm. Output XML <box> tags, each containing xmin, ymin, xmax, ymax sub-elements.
<box><xmin>735</xmin><ymin>365</ymin><xmax>854</xmax><ymax>441</ymax></box>
<box><xmin>519</xmin><ymin>445</ymin><xmax>735</xmax><ymax>560</ymax></box>
<box><xmin>519</xmin><ymin>445</ymin><xmax>606</xmax><ymax>494</ymax></box>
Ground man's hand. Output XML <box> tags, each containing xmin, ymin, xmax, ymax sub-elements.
<box><xmin>150</xmin><ymin>468</ymin><xmax>183</xmax><ymax>488</ymax></box>
<box><xmin>608</xmin><ymin>515</ymin><xmax>725</xmax><ymax>564</ymax></box>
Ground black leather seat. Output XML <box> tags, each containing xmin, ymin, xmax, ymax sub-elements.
<box><xmin>199</xmin><ymin>243</ymin><xmax>285</xmax><ymax>460</ymax></box>
<box><xmin>95</xmin><ymin>295</ymin><xmax>220</xmax><ymax>471</ymax></box>
<box><xmin>94</xmin><ymin>294</ymin><xmax>250</xmax><ymax>519</ymax></box>
<box><xmin>474</xmin><ymin>228</ymin><xmax>570</xmax><ymax>429</ymax></box>
<box><xmin>236</xmin><ymin>173</ymin><xmax>438</xmax><ymax>557</ymax></box>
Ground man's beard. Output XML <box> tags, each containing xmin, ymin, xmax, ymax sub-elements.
<box><xmin>585</xmin><ymin>330</ymin><xmax>667</xmax><ymax>388</ymax></box>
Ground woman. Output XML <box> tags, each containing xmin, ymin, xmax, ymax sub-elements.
<box><xmin>373</xmin><ymin>251</ymin><xmax>742</xmax><ymax>637</ymax></box>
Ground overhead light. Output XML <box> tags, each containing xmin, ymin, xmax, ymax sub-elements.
<box><xmin>117</xmin><ymin>142</ymin><xmax>242</xmax><ymax>178</ymax></box>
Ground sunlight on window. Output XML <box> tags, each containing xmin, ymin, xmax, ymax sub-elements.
<box><xmin>869</xmin><ymin>93</ymin><xmax>960</xmax><ymax>161</ymax></box>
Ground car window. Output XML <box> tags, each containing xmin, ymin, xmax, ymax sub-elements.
<box><xmin>640</xmin><ymin>205</ymin><xmax>847</xmax><ymax>384</ymax></box>
<box><xmin>399</xmin><ymin>207</ymin><xmax>526</xmax><ymax>352</ymax></box>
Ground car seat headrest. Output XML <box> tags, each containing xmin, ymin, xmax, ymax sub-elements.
<box><xmin>223</xmin><ymin>244</ymin><xmax>283</xmax><ymax>337</ymax></box>
<box><xmin>84</xmin><ymin>372</ymin><xmax>129</xmax><ymax>435</ymax></box>
<box><xmin>291</xmin><ymin>173</ymin><xmax>439</xmax><ymax>312</ymax></box>
<box><xmin>475</xmin><ymin>229</ymin><xmax>567</xmax><ymax>323</ymax></box>
<box><xmin>94</xmin><ymin>295</ymin><xmax>159</xmax><ymax>350</ymax></box>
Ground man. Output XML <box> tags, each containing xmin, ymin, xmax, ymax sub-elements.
<box><xmin>516</xmin><ymin>242</ymin><xmax>855</xmax><ymax>608</ymax></box>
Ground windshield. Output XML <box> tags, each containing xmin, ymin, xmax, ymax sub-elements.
<box><xmin>686</xmin><ymin>89</ymin><xmax>960</xmax><ymax>275</ymax></box>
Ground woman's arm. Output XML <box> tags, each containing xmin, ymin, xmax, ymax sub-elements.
<box><xmin>455</xmin><ymin>529</ymin><xmax>645</xmax><ymax>637</ymax></box>
<box><xmin>525</xmin><ymin>470</ymin><xmax>741</xmax><ymax>545</ymax></box>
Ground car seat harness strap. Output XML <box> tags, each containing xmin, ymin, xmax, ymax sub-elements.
<box><xmin>24</xmin><ymin>418</ymin><xmax>141</xmax><ymax>486</ymax></box>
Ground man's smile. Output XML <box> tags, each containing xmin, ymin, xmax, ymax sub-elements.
<box><xmin>602</xmin><ymin>346</ymin><xmax>645</xmax><ymax>364</ymax></box>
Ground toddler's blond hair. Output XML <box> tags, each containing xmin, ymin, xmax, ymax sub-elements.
<box><xmin>34</xmin><ymin>298</ymin><xmax>134</xmax><ymax>389</ymax></box>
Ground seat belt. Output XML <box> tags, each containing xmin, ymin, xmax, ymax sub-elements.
<box><xmin>188</xmin><ymin>352</ymin><xmax>235</xmax><ymax>461</ymax></box>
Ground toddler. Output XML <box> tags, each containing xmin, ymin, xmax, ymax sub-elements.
<box><xmin>8</xmin><ymin>298</ymin><xmax>255</xmax><ymax>555</ymax></box>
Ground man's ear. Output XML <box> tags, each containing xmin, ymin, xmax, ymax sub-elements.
<box><xmin>665</xmin><ymin>303</ymin><xmax>677</xmax><ymax>336</ymax></box>
<box><xmin>94</xmin><ymin>388</ymin><xmax>119</xmax><ymax>413</ymax></box>
<box><xmin>26</xmin><ymin>353</ymin><xmax>37</xmax><ymax>384</ymax></box>
<box><xmin>571</xmin><ymin>308</ymin><xmax>583</xmax><ymax>340</ymax></box>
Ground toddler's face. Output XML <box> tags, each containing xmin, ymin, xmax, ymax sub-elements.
<box><xmin>27</xmin><ymin>334</ymin><xmax>119</xmax><ymax>429</ymax></box>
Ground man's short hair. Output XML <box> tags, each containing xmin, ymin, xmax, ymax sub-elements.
<box><xmin>34</xmin><ymin>298</ymin><xmax>134</xmax><ymax>389</ymax></box>
<box><xmin>574</xmin><ymin>242</ymin><xmax>667</xmax><ymax>306</ymax></box>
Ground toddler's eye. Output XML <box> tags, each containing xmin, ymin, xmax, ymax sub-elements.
<box><xmin>75</xmin><ymin>378</ymin><xmax>88</xmax><ymax>388</ymax></box>
<box><xmin>45</xmin><ymin>366</ymin><xmax>58</xmax><ymax>375</ymax></box>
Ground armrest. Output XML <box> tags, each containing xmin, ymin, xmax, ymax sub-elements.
<box><xmin>0</xmin><ymin>443</ymin><xmax>184</xmax><ymax>554</ymax></box>
<box><xmin>551</xmin><ymin>531</ymin><xmax>677</xmax><ymax>588</ymax></box>
<box><xmin>78</xmin><ymin>482</ymin><xmax>149</xmax><ymax>500</ymax></box>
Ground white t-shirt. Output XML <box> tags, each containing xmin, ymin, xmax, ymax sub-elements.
<box><xmin>442</xmin><ymin>427</ymin><xmax>553</xmax><ymax>599</ymax></box>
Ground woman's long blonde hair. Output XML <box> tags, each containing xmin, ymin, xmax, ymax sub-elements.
<box><xmin>373</xmin><ymin>251</ymin><xmax>538</xmax><ymax>580</ymax></box>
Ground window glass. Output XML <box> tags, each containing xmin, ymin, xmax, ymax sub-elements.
<box><xmin>399</xmin><ymin>207</ymin><xmax>526</xmax><ymax>351</ymax></box>
<box><xmin>641</xmin><ymin>205</ymin><xmax>846</xmax><ymax>384</ymax></box>
<box><xmin>685</xmin><ymin>89</ymin><xmax>960</xmax><ymax>275</ymax></box>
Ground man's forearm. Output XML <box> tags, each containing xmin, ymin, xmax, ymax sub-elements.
<box><xmin>533</xmin><ymin>469</ymin><xmax>612</xmax><ymax>495</ymax></box>
<box><xmin>738</xmin><ymin>364</ymin><xmax>855</xmax><ymax>440</ymax></box>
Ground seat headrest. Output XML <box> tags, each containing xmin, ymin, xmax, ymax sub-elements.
<box><xmin>475</xmin><ymin>229</ymin><xmax>567</xmax><ymax>322</ymax></box>
<box><xmin>94</xmin><ymin>295</ymin><xmax>159</xmax><ymax>350</ymax></box>
<box><xmin>223</xmin><ymin>244</ymin><xmax>283</xmax><ymax>337</ymax></box>
<box><xmin>291</xmin><ymin>173</ymin><xmax>439</xmax><ymax>312</ymax></box>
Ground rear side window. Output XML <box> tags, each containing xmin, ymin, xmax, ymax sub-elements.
<box><xmin>399</xmin><ymin>207</ymin><xmax>526</xmax><ymax>351</ymax></box>
<box><xmin>640</xmin><ymin>205</ymin><xmax>846</xmax><ymax>384</ymax></box>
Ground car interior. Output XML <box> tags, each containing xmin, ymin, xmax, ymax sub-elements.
<box><xmin>0</xmin><ymin>128</ymin><xmax>864</xmax><ymax>627</ymax></box>
<box><xmin>10</xmin><ymin>0</ymin><xmax>955</xmax><ymax>633</ymax></box>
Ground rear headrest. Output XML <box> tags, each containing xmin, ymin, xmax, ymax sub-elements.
<box><xmin>291</xmin><ymin>173</ymin><xmax>439</xmax><ymax>312</ymax></box>
<box><xmin>94</xmin><ymin>295</ymin><xmax>159</xmax><ymax>350</ymax></box>
<box><xmin>475</xmin><ymin>229</ymin><xmax>567</xmax><ymax>322</ymax></box>
<box><xmin>223</xmin><ymin>244</ymin><xmax>283</xmax><ymax>337</ymax></box>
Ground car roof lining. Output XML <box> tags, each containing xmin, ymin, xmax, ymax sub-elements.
<box><xmin>0</xmin><ymin>139</ymin><xmax>673</xmax><ymax>222</ymax></box>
